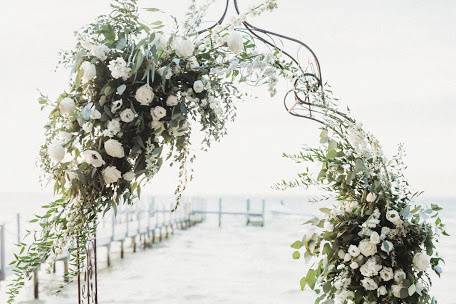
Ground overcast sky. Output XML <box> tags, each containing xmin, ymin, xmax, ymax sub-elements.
<box><xmin>0</xmin><ymin>0</ymin><xmax>455</xmax><ymax>198</ymax></box>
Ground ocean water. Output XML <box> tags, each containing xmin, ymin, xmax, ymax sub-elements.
<box><xmin>0</xmin><ymin>193</ymin><xmax>455</xmax><ymax>303</ymax></box>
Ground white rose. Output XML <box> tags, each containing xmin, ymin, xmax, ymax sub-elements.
<box><xmin>151</xmin><ymin>106</ymin><xmax>167</xmax><ymax>121</ymax></box>
<box><xmin>104</xmin><ymin>139</ymin><xmax>125</xmax><ymax>158</ymax></box>
<box><xmin>135</xmin><ymin>84</ymin><xmax>155</xmax><ymax>105</ymax></box>
<box><xmin>193</xmin><ymin>80</ymin><xmax>205</xmax><ymax>93</ymax></box>
<box><xmin>106</xmin><ymin>119</ymin><xmax>121</xmax><ymax>137</ymax></box>
<box><xmin>111</xmin><ymin>99</ymin><xmax>123</xmax><ymax>113</ymax></box>
<box><xmin>102</xmin><ymin>166</ymin><xmax>122</xmax><ymax>184</ymax></box>
<box><xmin>361</xmin><ymin>277</ymin><xmax>378</xmax><ymax>291</ymax></box>
<box><xmin>81</xmin><ymin>61</ymin><xmax>96</xmax><ymax>83</ymax></box>
<box><xmin>380</xmin><ymin>267</ymin><xmax>394</xmax><ymax>281</ymax></box>
<box><xmin>380</xmin><ymin>227</ymin><xmax>391</xmax><ymax>240</ymax></box>
<box><xmin>90</xmin><ymin>44</ymin><xmax>109</xmax><ymax>61</ymax></box>
<box><xmin>166</xmin><ymin>95</ymin><xmax>179</xmax><ymax>106</ymax></box>
<box><xmin>90</xmin><ymin>109</ymin><xmax>101</xmax><ymax>120</ymax></box>
<box><xmin>358</xmin><ymin>239</ymin><xmax>377</xmax><ymax>257</ymax></box>
<box><xmin>360</xmin><ymin>257</ymin><xmax>382</xmax><ymax>277</ymax></box>
<box><xmin>343</xmin><ymin>253</ymin><xmax>352</xmax><ymax>262</ymax></box>
<box><xmin>366</xmin><ymin>192</ymin><xmax>377</xmax><ymax>203</ymax></box>
<box><xmin>324</xmin><ymin>221</ymin><xmax>334</xmax><ymax>232</ymax></box>
<box><xmin>123</xmin><ymin>171</ymin><xmax>135</xmax><ymax>181</ymax></box>
<box><xmin>108</xmin><ymin>57</ymin><xmax>131</xmax><ymax>80</ymax></box>
<box><xmin>48</xmin><ymin>143</ymin><xmax>65</xmax><ymax>162</ymax></box>
<box><xmin>227</xmin><ymin>31</ymin><xmax>243</xmax><ymax>54</ymax></box>
<box><xmin>348</xmin><ymin>245</ymin><xmax>360</xmax><ymax>257</ymax></box>
<box><xmin>413</xmin><ymin>252</ymin><xmax>430</xmax><ymax>272</ymax></box>
<box><xmin>370</xmin><ymin>231</ymin><xmax>380</xmax><ymax>244</ymax></box>
<box><xmin>58</xmin><ymin>131</ymin><xmax>72</xmax><ymax>144</ymax></box>
<box><xmin>394</xmin><ymin>269</ymin><xmax>406</xmax><ymax>282</ymax></box>
<box><xmin>377</xmin><ymin>285</ymin><xmax>387</xmax><ymax>296</ymax></box>
<box><xmin>350</xmin><ymin>262</ymin><xmax>359</xmax><ymax>269</ymax></box>
<box><xmin>157</xmin><ymin>66</ymin><xmax>173</xmax><ymax>79</ymax></box>
<box><xmin>120</xmin><ymin>108</ymin><xmax>136</xmax><ymax>123</ymax></box>
<box><xmin>83</xmin><ymin>150</ymin><xmax>105</xmax><ymax>168</ymax></box>
<box><xmin>174</xmin><ymin>37</ymin><xmax>195</xmax><ymax>58</ymax></box>
<box><xmin>59</xmin><ymin>97</ymin><xmax>76</xmax><ymax>115</ymax></box>
<box><xmin>386</xmin><ymin>209</ymin><xmax>402</xmax><ymax>226</ymax></box>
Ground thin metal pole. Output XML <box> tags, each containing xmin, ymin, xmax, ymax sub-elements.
<box><xmin>218</xmin><ymin>198</ymin><xmax>222</xmax><ymax>228</ymax></box>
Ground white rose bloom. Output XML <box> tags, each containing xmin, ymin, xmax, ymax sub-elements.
<box><xmin>106</xmin><ymin>119</ymin><xmax>121</xmax><ymax>136</ymax></box>
<box><xmin>361</xmin><ymin>277</ymin><xmax>378</xmax><ymax>291</ymax></box>
<box><xmin>108</xmin><ymin>57</ymin><xmax>131</xmax><ymax>80</ymax></box>
<box><xmin>349</xmin><ymin>262</ymin><xmax>359</xmax><ymax>269</ymax></box>
<box><xmin>193</xmin><ymin>80</ymin><xmax>205</xmax><ymax>93</ymax></box>
<box><xmin>377</xmin><ymin>285</ymin><xmax>387</xmax><ymax>296</ymax></box>
<box><xmin>166</xmin><ymin>95</ymin><xmax>179</xmax><ymax>106</ymax></box>
<box><xmin>81</xmin><ymin>61</ymin><xmax>97</xmax><ymax>83</ymax></box>
<box><xmin>380</xmin><ymin>227</ymin><xmax>391</xmax><ymax>240</ymax></box>
<box><xmin>360</xmin><ymin>257</ymin><xmax>382</xmax><ymax>277</ymax></box>
<box><xmin>59</xmin><ymin>97</ymin><xmax>76</xmax><ymax>115</ymax></box>
<box><xmin>394</xmin><ymin>269</ymin><xmax>406</xmax><ymax>282</ymax></box>
<box><xmin>370</xmin><ymin>231</ymin><xmax>381</xmax><ymax>244</ymax></box>
<box><xmin>120</xmin><ymin>108</ymin><xmax>136</xmax><ymax>123</ymax></box>
<box><xmin>104</xmin><ymin>139</ymin><xmax>125</xmax><ymax>158</ymax></box>
<box><xmin>48</xmin><ymin>143</ymin><xmax>65</xmax><ymax>162</ymax></box>
<box><xmin>151</xmin><ymin>106</ymin><xmax>167</xmax><ymax>121</ymax></box>
<box><xmin>380</xmin><ymin>267</ymin><xmax>394</xmax><ymax>281</ymax></box>
<box><xmin>102</xmin><ymin>166</ymin><xmax>122</xmax><ymax>184</ymax></box>
<box><xmin>123</xmin><ymin>171</ymin><xmax>135</xmax><ymax>181</ymax></box>
<box><xmin>90</xmin><ymin>109</ymin><xmax>101</xmax><ymax>120</ymax></box>
<box><xmin>413</xmin><ymin>252</ymin><xmax>430</xmax><ymax>272</ymax></box>
<box><xmin>386</xmin><ymin>210</ymin><xmax>402</xmax><ymax>225</ymax></box>
<box><xmin>227</xmin><ymin>31</ymin><xmax>243</xmax><ymax>54</ymax></box>
<box><xmin>343</xmin><ymin>253</ymin><xmax>352</xmax><ymax>262</ymax></box>
<box><xmin>358</xmin><ymin>239</ymin><xmax>377</xmax><ymax>257</ymax></box>
<box><xmin>135</xmin><ymin>84</ymin><xmax>155</xmax><ymax>105</ymax></box>
<box><xmin>110</xmin><ymin>99</ymin><xmax>123</xmax><ymax>113</ymax></box>
<box><xmin>366</xmin><ymin>192</ymin><xmax>377</xmax><ymax>203</ymax></box>
<box><xmin>58</xmin><ymin>131</ymin><xmax>73</xmax><ymax>144</ymax></box>
<box><xmin>90</xmin><ymin>44</ymin><xmax>109</xmax><ymax>61</ymax></box>
<box><xmin>157</xmin><ymin>66</ymin><xmax>173</xmax><ymax>79</ymax></box>
<box><xmin>348</xmin><ymin>245</ymin><xmax>360</xmax><ymax>257</ymax></box>
<box><xmin>83</xmin><ymin>150</ymin><xmax>105</xmax><ymax>168</ymax></box>
<box><xmin>174</xmin><ymin>37</ymin><xmax>195</xmax><ymax>58</ymax></box>
<box><xmin>324</xmin><ymin>221</ymin><xmax>334</xmax><ymax>232</ymax></box>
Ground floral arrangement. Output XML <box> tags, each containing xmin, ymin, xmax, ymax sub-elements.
<box><xmin>7</xmin><ymin>0</ymin><xmax>299</xmax><ymax>302</ymax></box>
<box><xmin>277</xmin><ymin>94</ymin><xmax>447</xmax><ymax>303</ymax></box>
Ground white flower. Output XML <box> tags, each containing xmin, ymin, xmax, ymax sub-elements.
<box><xmin>343</xmin><ymin>253</ymin><xmax>352</xmax><ymax>262</ymax></box>
<box><xmin>90</xmin><ymin>109</ymin><xmax>101</xmax><ymax>120</ymax></box>
<box><xmin>58</xmin><ymin>131</ymin><xmax>72</xmax><ymax>144</ymax></box>
<box><xmin>151</xmin><ymin>106</ymin><xmax>167</xmax><ymax>121</ymax></box>
<box><xmin>81</xmin><ymin>61</ymin><xmax>97</xmax><ymax>83</ymax></box>
<box><xmin>150</xmin><ymin>120</ymin><xmax>164</xmax><ymax>130</ymax></box>
<box><xmin>83</xmin><ymin>150</ymin><xmax>105</xmax><ymax>168</ymax></box>
<box><xmin>348</xmin><ymin>245</ymin><xmax>360</xmax><ymax>257</ymax></box>
<box><xmin>135</xmin><ymin>84</ymin><xmax>155</xmax><ymax>105</ymax></box>
<box><xmin>157</xmin><ymin>66</ymin><xmax>173</xmax><ymax>79</ymax></box>
<box><xmin>361</xmin><ymin>277</ymin><xmax>378</xmax><ymax>291</ymax></box>
<box><xmin>366</xmin><ymin>192</ymin><xmax>377</xmax><ymax>203</ymax></box>
<box><xmin>48</xmin><ymin>143</ymin><xmax>65</xmax><ymax>162</ymax></box>
<box><xmin>379</xmin><ymin>267</ymin><xmax>394</xmax><ymax>281</ymax></box>
<box><xmin>123</xmin><ymin>171</ymin><xmax>135</xmax><ymax>181</ymax></box>
<box><xmin>370</xmin><ymin>231</ymin><xmax>380</xmax><ymax>244</ymax></box>
<box><xmin>102</xmin><ymin>166</ymin><xmax>122</xmax><ymax>184</ymax></box>
<box><xmin>166</xmin><ymin>95</ymin><xmax>179</xmax><ymax>106</ymax></box>
<box><xmin>338</xmin><ymin>249</ymin><xmax>346</xmax><ymax>259</ymax></box>
<box><xmin>174</xmin><ymin>37</ymin><xmax>195</xmax><ymax>58</ymax></box>
<box><xmin>358</xmin><ymin>239</ymin><xmax>377</xmax><ymax>257</ymax></box>
<box><xmin>104</xmin><ymin>139</ymin><xmax>125</xmax><ymax>158</ymax></box>
<box><xmin>188</xmin><ymin>57</ymin><xmax>200</xmax><ymax>70</ymax></box>
<box><xmin>380</xmin><ymin>227</ymin><xmax>391</xmax><ymax>240</ymax></box>
<box><xmin>386</xmin><ymin>210</ymin><xmax>402</xmax><ymax>226</ymax></box>
<box><xmin>193</xmin><ymin>80</ymin><xmax>205</xmax><ymax>93</ymax></box>
<box><xmin>90</xmin><ymin>44</ymin><xmax>109</xmax><ymax>61</ymax></box>
<box><xmin>111</xmin><ymin>99</ymin><xmax>123</xmax><ymax>113</ymax></box>
<box><xmin>106</xmin><ymin>119</ymin><xmax>121</xmax><ymax>137</ymax></box>
<box><xmin>108</xmin><ymin>57</ymin><xmax>131</xmax><ymax>80</ymax></box>
<box><xmin>59</xmin><ymin>97</ymin><xmax>76</xmax><ymax>115</ymax></box>
<box><xmin>360</xmin><ymin>257</ymin><xmax>382</xmax><ymax>277</ymax></box>
<box><xmin>394</xmin><ymin>269</ymin><xmax>406</xmax><ymax>282</ymax></box>
<box><xmin>324</xmin><ymin>221</ymin><xmax>334</xmax><ymax>232</ymax></box>
<box><xmin>377</xmin><ymin>285</ymin><xmax>387</xmax><ymax>296</ymax></box>
<box><xmin>350</xmin><ymin>261</ymin><xmax>359</xmax><ymax>269</ymax></box>
<box><xmin>413</xmin><ymin>252</ymin><xmax>430</xmax><ymax>272</ymax></box>
<box><xmin>227</xmin><ymin>31</ymin><xmax>243</xmax><ymax>54</ymax></box>
<box><xmin>343</xmin><ymin>201</ymin><xmax>358</xmax><ymax>213</ymax></box>
<box><xmin>82</xmin><ymin>122</ymin><xmax>93</xmax><ymax>133</ymax></box>
<box><xmin>120</xmin><ymin>108</ymin><xmax>136</xmax><ymax>123</ymax></box>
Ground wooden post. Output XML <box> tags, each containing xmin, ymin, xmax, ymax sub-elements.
<box><xmin>120</xmin><ymin>240</ymin><xmax>124</xmax><ymax>259</ymax></box>
<box><xmin>261</xmin><ymin>199</ymin><xmax>266</xmax><ymax>227</ymax></box>
<box><xmin>0</xmin><ymin>225</ymin><xmax>5</xmax><ymax>281</ymax></box>
<box><xmin>16</xmin><ymin>213</ymin><xmax>21</xmax><ymax>245</ymax></box>
<box><xmin>218</xmin><ymin>198</ymin><xmax>222</xmax><ymax>228</ymax></box>
<box><xmin>63</xmin><ymin>258</ymin><xmax>69</xmax><ymax>282</ymax></box>
<box><xmin>107</xmin><ymin>245</ymin><xmax>111</xmax><ymax>267</ymax></box>
<box><xmin>246</xmin><ymin>198</ymin><xmax>251</xmax><ymax>226</ymax></box>
<box><xmin>111</xmin><ymin>211</ymin><xmax>116</xmax><ymax>242</ymax></box>
<box><xmin>33</xmin><ymin>269</ymin><xmax>39</xmax><ymax>299</ymax></box>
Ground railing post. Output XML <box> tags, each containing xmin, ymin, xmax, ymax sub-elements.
<box><xmin>246</xmin><ymin>198</ymin><xmax>251</xmax><ymax>226</ymax></box>
<box><xmin>16</xmin><ymin>213</ymin><xmax>21</xmax><ymax>245</ymax></box>
<box><xmin>0</xmin><ymin>224</ymin><xmax>5</xmax><ymax>281</ymax></box>
<box><xmin>111</xmin><ymin>212</ymin><xmax>116</xmax><ymax>242</ymax></box>
<box><xmin>218</xmin><ymin>198</ymin><xmax>222</xmax><ymax>228</ymax></box>
<box><xmin>261</xmin><ymin>199</ymin><xmax>266</xmax><ymax>227</ymax></box>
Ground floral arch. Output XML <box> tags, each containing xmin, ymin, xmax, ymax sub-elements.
<box><xmin>7</xmin><ymin>1</ymin><xmax>445</xmax><ymax>304</ymax></box>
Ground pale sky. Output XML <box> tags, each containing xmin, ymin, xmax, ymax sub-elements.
<box><xmin>0</xmin><ymin>0</ymin><xmax>455</xmax><ymax>198</ymax></box>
